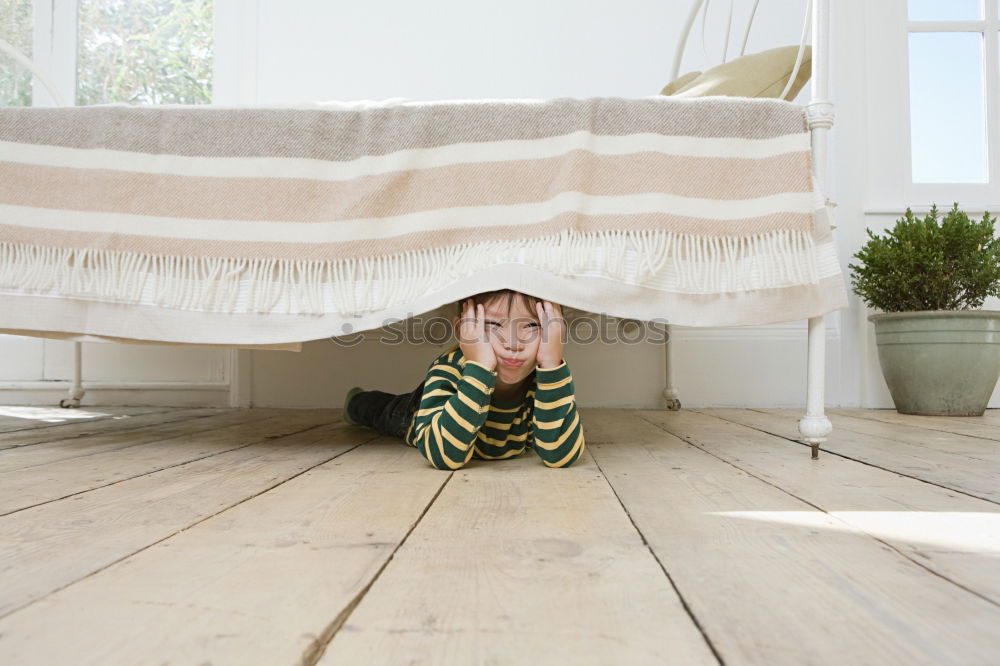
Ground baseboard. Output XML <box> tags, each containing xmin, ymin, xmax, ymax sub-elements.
<box><xmin>670</xmin><ymin>322</ymin><xmax>842</xmax><ymax>342</ymax></box>
<box><xmin>0</xmin><ymin>381</ymin><xmax>231</xmax><ymax>407</ymax></box>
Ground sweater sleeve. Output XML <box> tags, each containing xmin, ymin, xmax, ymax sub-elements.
<box><xmin>530</xmin><ymin>360</ymin><xmax>585</xmax><ymax>467</ymax></box>
<box><xmin>410</xmin><ymin>358</ymin><xmax>497</xmax><ymax>470</ymax></box>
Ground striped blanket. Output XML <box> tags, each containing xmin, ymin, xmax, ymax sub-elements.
<box><xmin>0</xmin><ymin>97</ymin><xmax>847</xmax><ymax>345</ymax></box>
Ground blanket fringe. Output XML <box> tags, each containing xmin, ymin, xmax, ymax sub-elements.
<box><xmin>0</xmin><ymin>229</ymin><xmax>819</xmax><ymax>316</ymax></box>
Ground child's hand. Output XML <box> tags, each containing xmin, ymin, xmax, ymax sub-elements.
<box><xmin>457</xmin><ymin>298</ymin><xmax>497</xmax><ymax>371</ymax></box>
<box><xmin>535</xmin><ymin>300</ymin><xmax>566</xmax><ymax>369</ymax></box>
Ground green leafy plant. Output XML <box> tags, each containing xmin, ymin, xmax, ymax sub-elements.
<box><xmin>76</xmin><ymin>0</ymin><xmax>213</xmax><ymax>106</ymax></box>
<box><xmin>849</xmin><ymin>203</ymin><xmax>1000</xmax><ymax>312</ymax></box>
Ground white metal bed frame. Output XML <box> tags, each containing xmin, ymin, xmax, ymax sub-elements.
<box><xmin>3</xmin><ymin>0</ymin><xmax>836</xmax><ymax>458</ymax></box>
<box><xmin>663</xmin><ymin>0</ymin><xmax>835</xmax><ymax>458</ymax></box>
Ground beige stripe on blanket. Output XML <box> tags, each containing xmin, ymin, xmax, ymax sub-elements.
<box><xmin>0</xmin><ymin>96</ymin><xmax>828</xmax><ymax>317</ymax></box>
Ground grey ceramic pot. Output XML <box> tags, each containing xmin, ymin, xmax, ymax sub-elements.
<box><xmin>868</xmin><ymin>310</ymin><xmax>1000</xmax><ymax>416</ymax></box>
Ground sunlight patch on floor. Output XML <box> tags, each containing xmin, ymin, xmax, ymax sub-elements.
<box><xmin>0</xmin><ymin>406</ymin><xmax>114</xmax><ymax>423</ymax></box>
<box><xmin>712</xmin><ymin>511</ymin><xmax>1000</xmax><ymax>555</ymax></box>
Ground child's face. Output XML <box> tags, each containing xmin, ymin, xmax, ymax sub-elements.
<box><xmin>482</xmin><ymin>296</ymin><xmax>542</xmax><ymax>386</ymax></box>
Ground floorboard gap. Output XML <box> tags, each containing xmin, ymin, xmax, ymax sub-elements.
<box><xmin>691</xmin><ymin>409</ymin><xmax>1000</xmax><ymax>506</ymax></box>
<box><xmin>301</xmin><ymin>471</ymin><xmax>455</xmax><ymax>666</ymax></box>
<box><xmin>796</xmin><ymin>408</ymin><xmax>1000</xmax><ymax>443</ymax></box>
<box><xmin>589</xmin><ymin>453</ymin><xmax>726</xmax><ymax>666</ymax></box>
<box><xmin>645</xmin><ymin>411</ymin><xmax>1000</xmax><ymax>609</ymax></box>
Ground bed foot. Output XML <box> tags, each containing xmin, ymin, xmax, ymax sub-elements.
<box><xmin>59</xmin><ymin>394</ymin><xmax>84</xmax><ymax>409</ymax></box>
<box><xmin>798</xmin><ymin>414</ymin><xmax>831</xmax><ymax>459</ymax></box>
<box><xmin>663</xmin><ymin>324</ymin><xmax>681</xmax><ymax>410</ymax></box>
<box><xmin>60</xmin><ymin>386</ymin><xmax>85</xmax><ymax>409</ymax></box>
<box><xmin>60</xmin><ymin>341</ymin><xmax>85</xmax><ymax>408</ymax></box>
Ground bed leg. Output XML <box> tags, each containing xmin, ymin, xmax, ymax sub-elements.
<box><xmin>798</xmin><ymin>315</ymin><xmax>832</xmax><ymax>458</ymax></box>
<box><xmin>662</xmin><ymin>324</ymin><xmax>681</xmax><ymax>410</ymax></box>
<box><xmin>60</xmin><ymin>341</ymin><xmax>86</xmax><ymax>408</ymax></box>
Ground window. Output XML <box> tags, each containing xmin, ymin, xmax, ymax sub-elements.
<box><xmin>77</xmin><ymin>0</ymin><xmax>213</xmax><ymax>105</ymax></box>
<box><xmin>905</xmin><ymin>0</ymin><xmax>999</xmax><ymax>192</ymax></box>
<box><xmin>0</xmin><ymin>0</ymin><xmax>212</xmax><ymax>108</ymax></box>
<box><xmin>0</xmin><ymin>0</ymin><xmax>33</xmax><ymax>106</ymax></box>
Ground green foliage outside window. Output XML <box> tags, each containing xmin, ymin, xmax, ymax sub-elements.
<box><xmin>1</xmin><ymin>0</ymin><xmax>211</xmax><ymax>107</ymax></box>
<box><xmin>849</xmin><ymin>204</ymin><xmax>1000</xmax><ymax>312</ymax></box>
<box><xmin>0</xmin><ymin>0</ymin><xmax>33</xmax><ymax>106</ymax></box>
<box><xmin>77</xmin><ymin>0</ymin><xmax>212</xmax><ymax>105</ymax></box>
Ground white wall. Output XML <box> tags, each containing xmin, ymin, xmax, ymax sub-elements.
<box><xmin>5</xmin><ymin>0</ymin><xmax>998</xmax><ymax>410</ymax></box>
<box><xmin>250</xmin><ymin>0</ymin><xmax>807</xmax><ymax>102</ymax></box>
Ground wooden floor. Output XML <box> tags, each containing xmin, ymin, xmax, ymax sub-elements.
<box><xmin>0</xmin><ymin>405</ymin><xmax>997</xmax><ymax>665</ymax></box>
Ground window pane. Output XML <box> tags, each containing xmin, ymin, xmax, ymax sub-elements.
<box><xmin>908</xmin><ymin>33</ymin><xmax>987</xmax><ymax>183</ymax></box>
<box><xmin>909</xmin><ymin>0</ymin><xmax>982</xmax><ymax>21</ymax></box>
<box><xmin>0</xmin><ymin>0</ymin><xmax>33</xmax><ymax>106</ymax></box>
<box><xmin>77</xmin><ymin>0</ymin><xmax>213</xmax><ymax>105</ymax></box>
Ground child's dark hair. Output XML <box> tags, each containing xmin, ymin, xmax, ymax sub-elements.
<box><xmin>456</xmin><ymin>289</ymin><xmax>542</xmax><ymax>317</ymax></box>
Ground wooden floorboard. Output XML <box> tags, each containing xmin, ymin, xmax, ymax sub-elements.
<box><xmin>0</xmin><ymin>405</ymin><xmax>178</xmax><ymax>436</ymax></box>
<box><xmin>653</xmin><ymin>409</ymin><xmax>1000</xmax><ymax>606</ymax></box>
<box><xmin>0</xmin><ymin>436</ymin><xmax>447</xmax><ymax>665</ymax></box>
<box><xmin>0</xmin><ymin>409</ymin><xmax>273</xmax><ymax>472</ymax></box>
<box><xmin>0</xmin><ymin>406</ymin><xmax>997</xmax><ymax>665</ymax></box>
<box><xmin>0</xmin><ymin>410</ymin><xmax>339</xmax><ymax>515</ymax></box>
<box><xmin>588</xmin><ymin>409</ymin><xmax>1000</xmax><ymax>665</ymax></box>
<box><xmin>830</xmin><ymin>408</ymin><xmax>1000</xmax><ymax>441</ymax></box>
<box><xmin>702</xmin><ymin>408</ymin><xmax>1000</xmax><ymax>503</ymax></box>
<box><xmin>0</xmin><ymin>407</ymin><xmax>226</xmax><ymax>450</ymax></box>
<box><xmin>316</xmin><ymin>449</ymin><xmax>715</xmax><ymax>665</ymax></box>
<box><xmin>0</xmin><ymin>418</ymin><xmax>373</xmax><ymax>618</ymax></box>
<box><xmin>773</xmin><ymin>408</ymin><xmax>1000</xmax><ymax>464</ymax></box>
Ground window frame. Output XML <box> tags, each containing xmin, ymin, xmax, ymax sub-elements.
<box><xmin>30</xmin><ymin>0</ymin><xmax>78</xmax><ymax>107</ymax></box>
<box><xmin>865</xmin><ymin>0</ymin><xmax>1000</xmax><ymax>211</ymax></box>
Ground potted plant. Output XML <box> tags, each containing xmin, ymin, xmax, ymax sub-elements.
<box><xmin>850</xmin><ymin>203</ymin><xmax>1000</xmax><ymax>415</ymax></box>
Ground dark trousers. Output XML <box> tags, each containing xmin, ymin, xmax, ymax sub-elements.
<box><xmin>347</xmin><ymin>381</ymin><xmax>425</xmax><ymax>440</ymax></box>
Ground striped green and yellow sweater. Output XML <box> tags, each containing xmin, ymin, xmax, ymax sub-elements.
<box><xmin>404</xmin><ymin>346</ymin><xmax>585</xmax><ymax>469</ymax></box>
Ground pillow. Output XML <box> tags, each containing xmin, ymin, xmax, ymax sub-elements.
<box><xmin>661</xmin><ymin>45</ymin><xmax>812</xmax><ymax>101</ymax></box>
<box><xmin>659</xmin><ymin>71</ymin><xmax>701</xmax><ymax>96</ymax></box>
